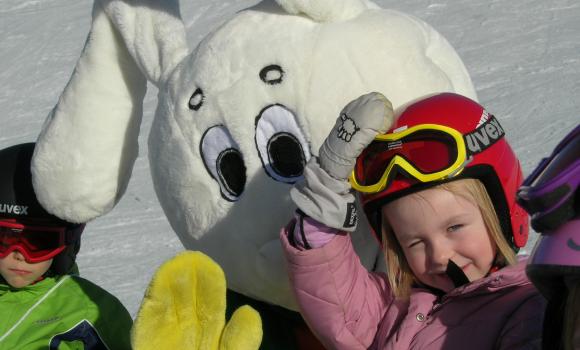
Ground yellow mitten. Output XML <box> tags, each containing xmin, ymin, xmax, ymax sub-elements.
<box><xmin>131</xmin><ymin>251</ymin><xmax>262</xmax><ymax>350</ymax></box>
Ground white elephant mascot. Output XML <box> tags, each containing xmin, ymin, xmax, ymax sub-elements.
<box><xmin>30</xmin><ymin>0</ymin><xmax>476</xmax><ymax>348</ymax></box>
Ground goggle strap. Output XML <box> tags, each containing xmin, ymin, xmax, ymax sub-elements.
<box><xmin>532</xmin><ymin>199</ymin><xmax>576</xmax><ymax>233</ymax></box>
<box><xmin>463</xmin><ymin>114</ymin><xmax>505</xmax><ymax>157</ymax></box>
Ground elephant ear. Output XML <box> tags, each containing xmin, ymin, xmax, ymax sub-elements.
<box><xmin>31</xmin><ymin>0</ymin><xmax>188</xmax><ymax>223</ymax></box>
<box><xmin>274</xmin><ymin>0</ymin><xmax>378</xmax><ymax>22</ymax></box>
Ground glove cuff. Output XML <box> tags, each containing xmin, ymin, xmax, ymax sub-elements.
<box><xmin>290</xmin><ymin>157</ymin><xmax>358</xmax><ymax>231</ymax></box>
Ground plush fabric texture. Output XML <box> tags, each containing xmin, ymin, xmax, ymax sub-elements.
<box><xmin>32</xmin><ymin>0</ymin><xmax>477</xmax><ymax>313</ymax></box>
<box><xmin>131</xmin><ymin>251</ymin><xmax>262</xmax><ymax>350</ymax></box>
<box><xmin>31</xmin><ymin>0</ymin><xmax>147</xmax><ymax>223</ymax></box>
<box><xmin>274</xmin><ymin>0</ymin><xmax>378</xmax><ymax>22</ymax></box>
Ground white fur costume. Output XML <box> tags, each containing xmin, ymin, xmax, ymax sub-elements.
<box><xmin>31</xmin><ymin>0</ymin><xmax>476</xmax><ymax>311</ymax></box>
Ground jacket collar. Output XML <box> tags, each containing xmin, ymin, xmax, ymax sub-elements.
<box><xmin>442</xmin><ymin>256</ymin><xmax>530</xmax><ymax>300</ymax></box>
<box><xmin>0</xmin><ymin>275</ymin><xmax>60</xmax><ymax>300</ymax></box>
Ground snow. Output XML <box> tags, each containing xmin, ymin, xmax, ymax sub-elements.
<box><xmin>1</xmin><ymin>0</ymin><xmax>578</xmax><ymax>317</ymax></box>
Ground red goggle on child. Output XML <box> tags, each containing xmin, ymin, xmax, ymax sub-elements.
<box><xmin>0</xmin><ymin>220</ymin><xmax>67</xmax><ymax>263</ymax></box>
<box><xmin>350</xmin><ymin>123</ymin><xmax>468</xmax><ymax>193</ymax></box>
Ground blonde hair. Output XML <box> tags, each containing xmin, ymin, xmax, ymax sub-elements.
<box><xmin>381</xmin><ymin>178</ymin><xmax>517</xmax><ymax>299</ymax></box>
<box><xmin>564</xmin><ymin>282</ymin><xmax>580</xmax><ymax>350</ymax></box>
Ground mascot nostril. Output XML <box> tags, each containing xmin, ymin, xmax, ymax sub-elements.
<box><xmin>217</xmin><ymin>149</ymin><xmax>246</xmax><ymax>199</ymax></box>
<box><xmin>267</xmin><ymin>133</ymin><xmax>306</xmax><ymax>179</ymax></box>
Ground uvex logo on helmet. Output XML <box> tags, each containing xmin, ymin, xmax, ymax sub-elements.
<box><xmin>465</xmin><ymin>111</ymin><xmax>505</xmax><ymax>155</ymax></box>
<box><xmin>0</xmin><ymin>204</ymin><xmax>29</xmax><ymax>215</ymax></box>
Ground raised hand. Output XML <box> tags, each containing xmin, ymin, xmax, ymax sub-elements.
<box><xmin>291</xmin><ymin>92</ymin><xmax>394</xmax><ymax>231</ymax></box>
<box><xmin>320</xmin><ymin>92</ymin><xmax>394</xmax><ymax>181</ymax></box>
<box><xmin>132</xmin><ymin>251</ymin><xmax>262</xmax><ymax>350</ymax></box>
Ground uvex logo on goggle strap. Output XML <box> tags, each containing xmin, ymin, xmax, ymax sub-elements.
<box><xmin>464</xmin><ymin>113</ymin><xmax>504</xmax><ymax>154</ymax></box>
<box><xmin>0</xmin><ymin>204</ymin><xmax>29</xmax><ymax>215</ymax></box>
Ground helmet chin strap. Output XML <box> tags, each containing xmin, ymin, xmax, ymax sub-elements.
<box><xmin>446</xmin><ymin>259</ymin><xmax>470</xmax><ymax>288</ymax></box>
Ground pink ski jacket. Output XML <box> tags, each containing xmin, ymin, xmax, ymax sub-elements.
<box><xmin>280</xmin><ymin>224</ymin><xmax>546</xmax><ymax>350</ymax></box>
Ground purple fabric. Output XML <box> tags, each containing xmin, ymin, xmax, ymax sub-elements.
<box><xmin>291</xmin><ymin>211</ymin><xmax>343</xmax><ymax>250</ymax></box>
<box><xmin>522</xmin><ymin>124</ymin><xmax>579</xmax><ymax>200</ymax></box>
<box><xmin>281</xmin><ymin>222</ymin><xmax>546</xmax><ymax>350</ymax></box>
<box><xmin>529</xmin><ymin>219</ymin><xmax>580</xmax><ymax>266</ymax></box>
<box><xmin>518</xmin><ymin>124</ymin><xmax>579</xmax><ymax>231</ymax></box>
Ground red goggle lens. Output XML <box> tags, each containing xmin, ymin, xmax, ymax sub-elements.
<box><xmin>355</xmin><ymin>130</ymin><xmax>458</xmax><ymax>187</ymax></box>
<box><xmin>0</xmin><ymin>221</ymin><xmax>66</xmax><ymax>262</ymax></box>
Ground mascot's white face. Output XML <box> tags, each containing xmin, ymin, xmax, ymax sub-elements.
<box><xmin>149</xmin><ymin>4</ymin><xmax>477</xmax><ymax>309</ymax></box>
<box><xmin>31</xmin><ymin>0</ymin><xmax>476</xmax><ymax>310</ymax></box>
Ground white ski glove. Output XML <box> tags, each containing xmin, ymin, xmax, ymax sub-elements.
<box><xmin>291</xmin><ymin>92</ymin><xmax>394</xmax><ymax>231</ymax></box>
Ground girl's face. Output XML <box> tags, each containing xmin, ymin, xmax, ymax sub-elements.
<box><xmin>0</xmin><ymin>250</ymin><xmax>52</xmax><ymax>288</ymax></box>
<box><xmin>383</xmin><ymin>184</ymin><xmax>497</xmax><ymax>292</ymax></box>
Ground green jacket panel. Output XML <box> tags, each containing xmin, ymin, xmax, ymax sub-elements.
<box><xmin>0</xmin><ymin>275</ymin><xmax>132</xmax><ymax>349</ymax></box>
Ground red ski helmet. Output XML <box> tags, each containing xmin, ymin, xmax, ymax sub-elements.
<box><xmin>353</xmin><ymin>93</ymin><xmax>528</xmax><ymax>252</ymax></box>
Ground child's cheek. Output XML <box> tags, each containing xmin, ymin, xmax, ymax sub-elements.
<box><xmin>404</xmin><ymin>249</ymin><xmax>426</xmax><ymax>274</ymax></box>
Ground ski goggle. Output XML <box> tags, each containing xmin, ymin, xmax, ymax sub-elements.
<box><xmin>0</xmin><ymin>220</ymin><xmax>67</xmax><ymax>263</ymax></box>
<box><xmin>517</xmin><ymin>125</ymin><xmax>580</xmax><ymax>232</ymax></box>
<box><xmin>350</xmin><ymin>123</ymin><xmax>470</xmax><ymax>193</ymax></box>
<box><xmin>350</xmin><ymin>114</ymin><xmax>505</xmax><ymax>194</ymax></box>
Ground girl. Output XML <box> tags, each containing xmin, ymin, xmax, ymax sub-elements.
<box><xmin>0</xmin><ymin>143</ymin><xmax>133</xmax><ymax>349</ymax></box>
<box><xmin>281</xmin><ymin>92</ymin><xmax>546</xmax><ymax>349</ymax></box>
<box><xmin>518</xmin><ymin>125</ymin><xmax>580</xmax><ymax>350</ymax></box>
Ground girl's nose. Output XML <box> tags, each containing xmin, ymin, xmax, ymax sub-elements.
<box><xmin>429</xmin><ymin>240</ymin><xmax>454</xmax><ymax>270</ymax></box>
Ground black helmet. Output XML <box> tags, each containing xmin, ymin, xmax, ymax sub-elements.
<box><xmin>0</xmin><ymin>142</ymin><xmax>84</xmax><ymax>274</ymax></box>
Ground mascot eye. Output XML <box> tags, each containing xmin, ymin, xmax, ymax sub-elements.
<box><xmin>259</xmin><ymin>65</ymin><xmax>284</xmax><ymax>85</ymax></box>
<box><xmin>255</xmin><ymin>104</ymin><xmax>310</xmax><ymax>183</ymax></box>
<box><xmin>200</xmin><ymin>125</ymin><xmax>246</xmax><ymax>201</ymax></box>
<box><xmin>188</xmin><ymin>88</ymin><xmax>205</xmax><ymax>111</ymax></box>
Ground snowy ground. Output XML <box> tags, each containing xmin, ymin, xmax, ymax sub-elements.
<box><xmin>1</xmin><ymin>0</ymin><xmax>578</xmax><ymax>317</ymax></box>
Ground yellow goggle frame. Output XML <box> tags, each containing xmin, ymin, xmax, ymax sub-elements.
<box><xmin>349</xmin><ymin>123</ymin><xmax>468</xmax><ymax>194</ymax></box>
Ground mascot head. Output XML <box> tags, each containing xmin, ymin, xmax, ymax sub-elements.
<box><xmin>31</xmin><ymin>0</ymin><xmax>476</xmax><ymax>310</ymax></box>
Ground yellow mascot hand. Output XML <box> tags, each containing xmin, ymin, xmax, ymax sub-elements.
<box><xmin>131</xmin><ymin>251</ymin><xmax>262</xmax><ymax>350</ymax></box>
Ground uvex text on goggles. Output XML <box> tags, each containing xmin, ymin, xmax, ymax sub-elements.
<box><xmin>0</xmin><ymin>220</ymin><xmax>69</xmax><ymax>263</ymax></box>
<box><xmin>350</xmin><ymin>114</ymin><xmax>505</xmax><ymax>193</ymax></box>
<box><xmin>517</xmin><ymin>125</ymin><xmax>580</xmax><ymax>232</ymax></box>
